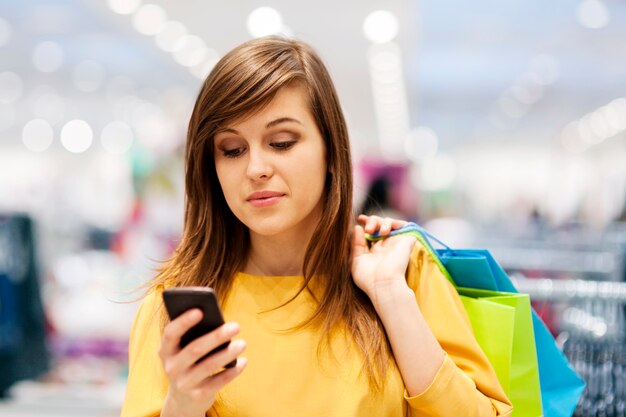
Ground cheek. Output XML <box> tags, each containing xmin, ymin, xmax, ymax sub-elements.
<box><xmin>215</xmin><ymin>163</ymin><xmax>236</xmax><ymax>202</ymax></box>
<box><xmin>296</xmin><ymin>153</ymin><xmax>327</xmax><ymax>194</ymax></box>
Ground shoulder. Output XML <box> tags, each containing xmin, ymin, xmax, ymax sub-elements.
<box><xmin>130</xmin><ymin>285</ymin><xmax>166</xmax><ymax>335</ymax></box>
<box><xmin>140</xmin><ymin>284</ymin><xmax>165</xmax><ymax>311</ymax></box>
<box><xmin>405</xmin><ymin>240</ymin><xmax>460</xmax><ymax>311</ymax></box>
<box><xmin>406</xmin><ymin>240</ymin><xmax>448</xmax><ymax>282</ymax></box>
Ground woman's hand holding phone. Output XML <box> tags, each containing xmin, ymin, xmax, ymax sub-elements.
<box><xmin>158</xmin><ymin>297</ymin><xmax>247</xmax><ymax>417</ymax></box>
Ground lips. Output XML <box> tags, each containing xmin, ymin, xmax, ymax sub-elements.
<box><xmin>246</xmin><ymin>191</ymin><xmax>285</xmax><ymax>207</ymax></box>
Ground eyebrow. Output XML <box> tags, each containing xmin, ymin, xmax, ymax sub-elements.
<box><xmin>216</xmin><ymin>117</ymin><xmax>303</xmax><ymax>135</ymax></box>
<box><xmin>266</xmin><ymin>117</ymin><xmax>302</xmax><ymax>129</ymax></box>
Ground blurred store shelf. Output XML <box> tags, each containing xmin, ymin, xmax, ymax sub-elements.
<box><xmin>0</xmin><ymin>379</ymin><xmax>125</xmax><ymax>417</ymax></box>
<box><xmin>512</xmin><ymin>276</ymin><xmax>626</xmax><ymax>303</ymax></box>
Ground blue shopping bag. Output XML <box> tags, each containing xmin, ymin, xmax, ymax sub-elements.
<box><xmin>374</xmin><ymin>223</ymin><xmax>586</xmax><ymax>417</ymax></box>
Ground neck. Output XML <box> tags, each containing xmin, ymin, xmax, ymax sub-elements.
<box><xmin>244</xmin><ymin>226</ymin><xmax>316</xmax><ymax>277</ymax></box>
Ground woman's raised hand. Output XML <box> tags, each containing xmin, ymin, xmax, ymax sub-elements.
<box><xmin>351</xmin><ymin>214</ymin><xmax>417</xmax><ymax>307</ymax></box>
<box><xmin>158</xmin><ymin>309</ymin><xmax>247</xmax><ymax>417</ymax></box>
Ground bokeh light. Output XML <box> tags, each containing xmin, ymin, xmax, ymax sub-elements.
<box><xmin>577</xmin><ymin>0</ymin><xmax>610</xmax><ymax>29</ymax></box>
<box><xmin>247</xmin><ymin>7</ymin><xmax>283</xmax><ymax>38</ymax></box>
<box><xmin>132</xmin><ymin>4</ymin><xmax>167</xmax><ymax>36</ymax></box>
<box><xmin>22</xmin><ymin>119</ymin><xmax>54</xmax><ymax>152</ymax></box>
<box><xmin>363</xmin><ymin>10</ymin><xmax>399</xmax><ymax>44</ymax></box>
<box><xmin>107</xmin><ymin>0</ymin><xmax>143</xmax><ymax>15</ymax></box>
<box><xmin>155</xmin><ymin>20</ymin><xmax>188</xmax><ymax>52</ymax></box>
<box><xmin>61</xmin><ymin>119</ymin><xmax>93</xmax><ymax>153</ymax></box>
<box><xmin>172</xmin><ymin>35</ymin><xmax>208</xmax><ymax>67</ymax></box>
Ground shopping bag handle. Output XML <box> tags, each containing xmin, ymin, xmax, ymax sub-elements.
<box><xmin>365</xmin><ymin>222</ymin><xmax>455</xmax><ymax>284</ymax></box>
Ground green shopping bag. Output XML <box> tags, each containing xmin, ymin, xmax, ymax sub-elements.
<box><xmin>458</xmin><ymin>287</ymin><xmax>543</xmax><ymax>417</ymax></box>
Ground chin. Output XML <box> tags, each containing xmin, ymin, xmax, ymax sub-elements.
<box><xmin>245</xmin><ymin>219</ymin><xmax>292</xmax><ymax>237</ymax></box>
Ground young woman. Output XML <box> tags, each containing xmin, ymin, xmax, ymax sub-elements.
<box><xmin>121</xmin><ymin>36</ymin><xmax>513</xmax><ymax>417</ymax></box>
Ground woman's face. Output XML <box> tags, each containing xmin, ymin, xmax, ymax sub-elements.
<box><xmin>213</xmin><ymin>84</ymin><xmax>328</xmax><ymax>240</ymax></box>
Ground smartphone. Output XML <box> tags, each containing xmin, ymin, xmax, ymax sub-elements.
<box><xmin>162</xmin><ymin>287</ymin><xmax>236</xmax><ymax>368</ymax></box>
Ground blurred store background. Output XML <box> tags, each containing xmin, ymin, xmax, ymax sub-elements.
<box><xmin>1</xmin><ymin>0</ymin><xmax>626</xmax><ymax>416</ymax></box>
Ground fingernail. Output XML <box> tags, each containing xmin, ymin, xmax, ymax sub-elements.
<box><xmin>189</xmin><ymin>309</ymin><xmax>202</xmax><ymax>320</ymax></box>
<box><xmin>231</xmin><ymin>339</ymin><xmax>246</xmax><ymax>351</ymax></box>
<box><xmin>224</xmin><ymin>322</ymin><xmax>240</xmax><ymax>333</ymax></box>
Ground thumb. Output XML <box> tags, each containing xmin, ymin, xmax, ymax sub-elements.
<box><xmin>352</xmin><ymin>224</ymin><xmax>368</xmax><ymax>258</ymax></box>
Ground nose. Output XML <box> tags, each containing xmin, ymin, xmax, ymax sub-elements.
<box><xmin>245</xmin><ymin>147</ymin><xmax>273</xmax><ymax>181</ymax></box>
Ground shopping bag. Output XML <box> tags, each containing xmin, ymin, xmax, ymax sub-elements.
<box><xmin>437</xmin><ymin>249</ymin><xmax>585</xmax><ymax>417</ymax></box>
<box><xmin>402</xmin><ymin>224</ymin><xmax>586</xmax><ymax>417</ymax></box>
<box><xmin>458</xmin><ymin>287</ymin><xmax>542</xmax><ymax>417</ymax></box>
<box><xmin>367</xmin><ymin>224</ymin><xmax>544</xmax><ymax>416</ymax></box>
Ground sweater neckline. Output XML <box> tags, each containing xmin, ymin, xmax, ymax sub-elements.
<box><xmin>235</xmin><ymin>271</ymin><xmax>306</xmax><ymax>280</ymax></box>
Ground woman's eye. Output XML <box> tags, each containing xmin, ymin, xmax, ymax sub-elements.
<box><xmin>223</xmin><ymin>147</ymin><xmax>244</xmax><ymax>158</ymax></box>
<box><xmin>271</xmin><ymin>141</ymin><xmax>296</xmax><ymax>150</ymax></box>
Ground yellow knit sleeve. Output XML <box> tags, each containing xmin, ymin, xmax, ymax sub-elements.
<box><xmin>120</xmin><ymin>288</ymin><xmax>169</xmax><ymax>417</ymax></box>
<box><xmin>404</xmin><ymin>242</ymin><xmax>513</xmax><ymax>417</ymax></box>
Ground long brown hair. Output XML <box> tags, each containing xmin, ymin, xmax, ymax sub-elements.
<box><xmin>150</xmin><ymin>36</ymin><xmax>392</xmax><ymax>390</ymax></box>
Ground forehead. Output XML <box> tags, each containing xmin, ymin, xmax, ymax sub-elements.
<box><xmin>221</xmin><ymin>83</ymin><xmax>313</xmax><ymax>130</ymax></box>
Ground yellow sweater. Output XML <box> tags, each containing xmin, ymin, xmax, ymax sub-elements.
<box><xmin>121</xmin><ymin>243</ymin><xmax>512</xmax><ymax>417</ymax></box>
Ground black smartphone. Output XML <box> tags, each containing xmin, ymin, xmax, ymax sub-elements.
<box><xmin>162</xmin><ymin>287</ymin><xmax>236</xmax><ymax>368</ymax></box>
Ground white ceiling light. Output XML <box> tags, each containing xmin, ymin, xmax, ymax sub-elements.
<box><xmin>155</xmin><ymin>20</ymin><xmax>188</xmax><ymax>52</ymax></box>
<box><xmin>73</xmin><ymin>60</ymin><xmax>106</xmax><ymax>92</ymax></box>
<box><xmin>22</xmin><ymin>119</ymin><xmax>54</xmax><ymax>152</ymax></box>
<box><xmin>607</xmin><ymin>99</ymin><xmax>626</xmax><ymax>130</ymax></box>
<box><xmin>0</xmin><ymin>71</ymin><xmax>23</xmax><ymax>103</ymax></box>
<box><xmin>589</xmin><ymin>111</ymin><xmax>612</xmax><ymax>139</ymax></box>
<box><xmin>577</xmin><ymin>0</ymin><xmax>610</xmax><ymax>29</ymax></box>
<box><xmin>107</xmin><ymin>0</ymin><xmax>143</xmax><ymax>15</ymax></box>
<box><xmin>172</xmin><ymin>35</ymin><xmax>208</xmax><ymax>67</ymax></box>
<box><xmin>246</xmin><ymin>7</ymin><xmax>283</xmax><ymax>38</ymax></box>
<box><xmin>132</xmin><ymin>4</ymin><xmax>167</xmax><ymax>36</ymax></box>
<box><xmin>600</xmin><ymin>104</ymin><xmax>621</xmax><ymax>131</ymax></box>
<box><xmin>577</xmin><ymin>117</ymin><xmax>603</xmax><ymax>145</ymax></box>
<box><xmin>560</xmin><ymin>123</ymin><xmax>589</xmax><ymax>154</ymax></box>
<box><xmin>101</xmin><ymin>121</ymin><xmax>134</xmax><ymax>154</ymax></box>
<box><xmin>363</xmin><ymin>10</ymin><xmax>399</xmax><ymax>44</ymax></box>
<box><xmin>61</xmin><ymin>119</ymin><xmax>93</xmax><ymax>153</ymax></box>
<box><xmin>32</xmin><ymin>41</ymin><xmax>64</xmax><ymax>72</ymax></box>
<box><xmin>0</xmin><ymin>17</ymin><xmax>11</xmax><ymax>47</ymax></box>
<box><xmin>367</xmin><ymin>43</ymin><xmax>410</xmax><ymax>161</ymax></box>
